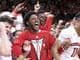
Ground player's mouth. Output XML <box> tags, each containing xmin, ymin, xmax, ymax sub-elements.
<box><xmin>34</xmin><ymin>22</ymin><xmax>39</xmax><ymax>26</ymax></box>
<box><xmin>33</xmin><ymin>22</ymin><xmax>40</xmax><ymax>31</ymax></box>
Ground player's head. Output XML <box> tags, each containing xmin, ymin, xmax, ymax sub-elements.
<box><xmin>0</xmin><ymin>15</ymin><xmax>13</xmax><ymax>23</ymax></box>
<box><xmin>73</xmin><ymin>12</ymin><xmax>80</xmax><ymax>29</ymax></box>
<box><xmin>13</xmin><ymin>30</ymin><xmax>22</xmax><ymax>40</ymax></box>
<box><xmin>38</xmin><ymin>13</ymin><xmax>46</xmax><ymax>25</ymax></box>
<box><xmin>23</xmin><ymin>11</ymin><xmax>40</xmax><ymax>31</ymax></box>
<box><xmin>0</xmin><ymin>15</ymin><xmax>13</xmax><ymax>33</ymax></box>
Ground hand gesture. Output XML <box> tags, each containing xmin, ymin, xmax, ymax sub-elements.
<box><xmin>23</xmin><ymin>40</ymin><xmax>31</xmax><ymax>57</ymax></box>
<box><xmin>13</xmin><ymin>3</ymin><xmax>25</xmax><ymax>13</ymax></box>
<box><xmin>34</xmin><ymin>1</ymin><xmax>40</xmax><ymax>12</ymax></box>
<box><xmin>62</xmin><ymin>38</ymin><xmax>71</xmax><ymax>50</ymax></box>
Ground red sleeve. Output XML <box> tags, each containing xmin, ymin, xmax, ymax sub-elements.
<box><xmin>12</xmin><ymin>9</ymin><xmax>17</xmax><ymax>16</ymax></box>
<box><xmin>44</xmin><ymin>16</ymin><xmax>53</xmax><ymax>31</ymax></box>
<box><xmin>12</xmin><ymin>31</ymin><xmax>28</xmax><ymax>57</ymax></box>
<box><xmin>48</xmin><ymin>33</ymin><xmax>56</xmax><ymax>49</ymax></box>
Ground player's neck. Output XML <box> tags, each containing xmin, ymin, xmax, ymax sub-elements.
<box><xmin>30</xmin><ymin>28</ymin><xmax>40</xmax><ymax>33</ymax></box>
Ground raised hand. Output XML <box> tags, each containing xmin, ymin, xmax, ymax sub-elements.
<box><xmin>34</xmin><ymin>1</ymin><xmax>40</xmax><ymax>12</ymax></box>
<box><xmin>13</xmin><ymin>2</ymin><xmax>25</xmax><ymax>13</ymax></box>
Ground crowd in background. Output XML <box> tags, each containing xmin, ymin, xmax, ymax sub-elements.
<box><xmin>0</xmin><ymin>0</ymin><xmax>80</xmax><ymax>20</ymax></box>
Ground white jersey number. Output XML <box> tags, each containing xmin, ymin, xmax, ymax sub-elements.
<box><xmin>71</xmin><ymin>48</ymin><xmax>79</xmax><ymax>57</ymax></box>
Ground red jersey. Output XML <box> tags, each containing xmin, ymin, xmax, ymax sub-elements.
<box><xmin>12</xmin><ymin>30</ymin><xmax>56</xmax><ymax>60</ymax></box>
<box><xmin>40</xmin><ymin>16</ymin><xmax>53</xmax><ymax>31</ymax></box>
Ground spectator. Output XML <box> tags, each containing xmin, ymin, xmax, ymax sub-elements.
<box><xmin>0</xmin><ymin>15</ymin><xmax>13</xmax><ymax>60</ymax></box>
<box><xmin>12</xmin><ymin>11</ymin><xmax>57</xmax><ymax>60</ymax></box>
<box><xmin>58</xmin><ymin>12</ymin><xmax>80</xmax><ymax>60</ymax></box>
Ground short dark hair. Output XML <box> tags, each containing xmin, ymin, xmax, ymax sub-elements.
<box><xmin>74</xmin><ymin>12</ymin><xmax>80</xmax><ymax>20</ymax></box>
<box><xmin>0</xmin><ymin>15</ymin><xmax>13</xmax><ymax>24</ymax></box>
<box><xmin>13</xmin><ymin>30</ymin><xmax>22</xmax><ymax>36</ymax></box>
<box><xmin>23</xmin><ymin>11</ymin><xmax>37</xmax><ymax>27</ymax></box>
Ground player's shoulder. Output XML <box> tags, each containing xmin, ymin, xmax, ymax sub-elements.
<box><xmin>58</xmin><ymin>25</ymin><xmax>75</xmax><ymax>40</ymax></box>
<box><xmin>60</xmin><ymin>26</ymin><xmax>73</xmax><ymax>35</ymax></box>
<box><xmin>40</xmin><ymin>30</ymin><xmax>50</xmax><ymax>34</ymax></box>
<box><xmin>40</xmin><ymin>30</ymin><xmax>55</xmax><ymax>38</ymax></box>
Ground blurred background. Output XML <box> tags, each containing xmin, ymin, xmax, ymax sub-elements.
<box><xmin>0</xmin><ymin>0</ymin><xmax>80</xmax><ymax>22</ymax></box>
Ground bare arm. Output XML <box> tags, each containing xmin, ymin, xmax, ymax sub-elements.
<box><xmin>51</xmin><ymin>40</ymin><xmax>61</xmax><ymax>60</ymax></box>
<box><xmin>0</xmin><ymin>22</ymin><xmax>12</xmax><ymax>56</ymax></box>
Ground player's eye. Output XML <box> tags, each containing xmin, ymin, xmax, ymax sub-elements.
<box><xmin>5</xmin><ymin>26</ymin><xmax>10</xmax><ymax>28</ymax></box>
<box><xmin>6</xmin><ymin>26</ymin><xmax>9</xmax><ymax>28</ymax></box>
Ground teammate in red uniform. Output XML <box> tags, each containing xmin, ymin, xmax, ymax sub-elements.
<box><xmin>12</xmin><ymin>12</ymin><xmax>58</xmax><ymax>60</ymax></box>
<box><xmin>39</xmin><ymin>12</ymin><xmax>54</xmax><ymax>31</ymax></box>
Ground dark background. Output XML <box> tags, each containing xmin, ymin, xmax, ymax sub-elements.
<box><xmin>0</xmin><ymin>0</ymin><xmax>80</xmax><ymax>21</ymax></box>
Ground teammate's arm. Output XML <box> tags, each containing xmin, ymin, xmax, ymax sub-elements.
<box><xmin>51</xmin><ymin>40</ymin><xmax>61</xmax><ymax>60</ymax></box>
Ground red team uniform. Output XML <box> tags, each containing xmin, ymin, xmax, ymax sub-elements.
<box><xmin>12</xmin><ymin>30</ymin><xmax>56</xmax><ymax>60</ymax></box>
<box><xmin>40</xmin><ymin>16</ymin><xmax>53</xmax><ymax>31</ymax></box>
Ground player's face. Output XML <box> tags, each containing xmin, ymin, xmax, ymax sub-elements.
<box><xmin>29</xmin><ymin>14</ymin><xmax>40</xmax><ymax>31</ymax></box>
<box><xmin>5</xmin><ymin>22</ymin><xmax>12</xmax><ymax>33</ymax></box>
<box><xmin>14</xmin><ymin>31</ymin><xmax>22</xmax><ymax>39</ymax></box>
<box><xmin>75</xmin><ymin>19</ymin><xmax>80</xmax><ymax>29</ymax></box>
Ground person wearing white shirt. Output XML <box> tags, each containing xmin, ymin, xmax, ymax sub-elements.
<box><xmin>58</xmin><ymin>12</ymin><xmax>80</xmax><ymax>60</ymax></box>
<box><xmin>0</xmin><ymin>15</ymin><xmax>13</xmax><ymax>60</ymax></box>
